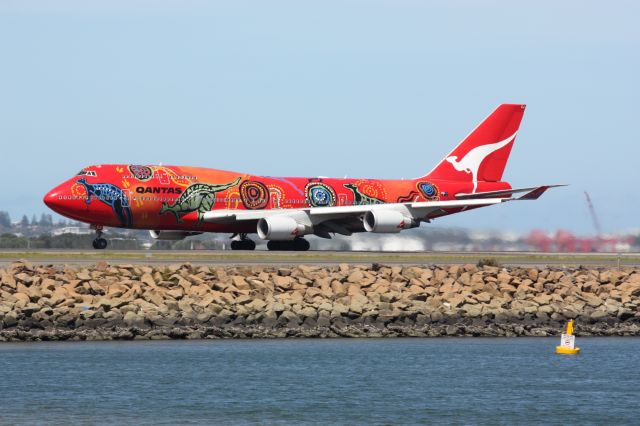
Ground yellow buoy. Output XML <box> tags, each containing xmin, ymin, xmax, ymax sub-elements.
<box><xmin>555</xmin><ymin>320</ymin><xmax>580</xmax><ymax>355</ymax></box>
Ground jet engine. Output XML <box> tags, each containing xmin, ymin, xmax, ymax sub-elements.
<box><xmin>149</xmin><ymin>230</ymin><xmax>202</xmax><ymax>240</ymax></box>
<box><xmin>363</xmin><ymin>210</ymin><xmax>414</xmax><ymax>233</ymax></box>
<box><xmin>257</xmin><ymin>216</ymin><xmax>308</xmax><ymax>240</ymax></box>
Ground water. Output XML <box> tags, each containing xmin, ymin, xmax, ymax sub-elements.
<box><xmin>0</xmin><ymin>338</ymin><xmax>639</xmax><ymax>425</ymax></box>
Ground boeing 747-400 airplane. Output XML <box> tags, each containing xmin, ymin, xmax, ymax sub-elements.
<box><xmin>44</xmin><ymin>104</ymin><xmax>562</xmax><ymax>250</ymax></box>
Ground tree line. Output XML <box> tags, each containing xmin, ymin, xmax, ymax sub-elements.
<box><xmin>0</xmin><ymin>233</ymin><xmax>141</xmax><ymax>249</ymax></box>
<box><xmin>0</xmin><ymin>211</ymin><xmax>59</xmax><ymax>229</ymax></box>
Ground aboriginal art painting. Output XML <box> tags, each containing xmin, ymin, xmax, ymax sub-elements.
<box><xmin>396</xmin><ymin>191</ymin><xmax>420</xmax><ymax>203</ymax></box>
<box><xmin>160</xmin><ymin>178</ymin><xmax>241</xmax><ymax>223</ymax></box>
<box><xmin>343</xmin><ymin>183</ymin><xmax>384</xmax><ymax>205</ymax></box>
<box><xmin>128</xmin><ymin>165</ymin><xmax>154</xmax><ymax>181</ymax></box>
<box><xmin>240</xmin><ymin>180</ymin><xmax>269</xmax><ymax>209</ymax></box>
<box><xmin>76</xmin><ymin>178</ymin><xmax>133</xmax><ymax>227</ymax></box>
<box><xmin>305</xmin><ymin>182</ymin><xmax>337</xmax><ymax>207</ymax></box>
<box><xmin>417</xmin><ymin>181</ymin><xmax>440</xmax><ymax>200</ymax></box>
<box><xmin>55</xmin><ymin>162</ymin><xmax>506</xmax><ymax>232</ymax></box>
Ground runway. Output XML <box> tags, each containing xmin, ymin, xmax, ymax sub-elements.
<box><xmin>1</xmin><ymin>249</ymin><xmax>639</xmax><ymax>267</ymax></box>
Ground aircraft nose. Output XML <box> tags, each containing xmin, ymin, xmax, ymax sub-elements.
<box><xmin>44</xmin><ymin>179</ymin><xmax>91</xmax><ymax>223</ymax></box>
<box><xmin>43</xmin><ymin>183</ymin><xmax>69</xmax><ymax>214</ymax></box>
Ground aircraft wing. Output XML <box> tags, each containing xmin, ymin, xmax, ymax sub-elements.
<box><xmin>202</xmin><ymin>187</ymin><xmax>561</xmax><ymax>238</ymax></box>
<box><xmin>309</xmin><ymin>198</ymin><xmax>505</xmax><ymax>218</ymax></box>
<box><xmin>203</xmin><ymin>184</ymin><xmax>564</xmax><ymax>225</ymax></box>
<box><xmin>202</xmin><ymin>198</ymin><xmax>505</xmax><ymax>224</ymax></box>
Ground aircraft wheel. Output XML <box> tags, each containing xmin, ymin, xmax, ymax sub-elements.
<box><xmin>294</xmin><ymin>238</ymin><xmax>310</xmax><ymax>251</ymax></box>
<box><xmin>231</xmin><ymin>240</ymin><xmax>256</xmax><ymax>250</ymax></box>
<box><xmin>267</xmin><ymin>239</ymin><xmax>309</xmax><ymax>251</ymax></box>
<box><xmin>266</xmin><ymin>240</ymin><xmax>281</xmax><ymax>251</ymax></box>
<box><xmin>93</xmin><ymin>238</ymin><xmax>108</xmax><ymax>250</ymax></box>
<box><xmin>242</xmin><ymin>240</ymin><xmax>256</xmax><ymax>250</ymax></box>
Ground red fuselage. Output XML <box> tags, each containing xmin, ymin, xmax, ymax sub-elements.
<box><xmin>44</xmin><ymin>164</ymin><xmax>511</xmax><ymax>234</ymax></box>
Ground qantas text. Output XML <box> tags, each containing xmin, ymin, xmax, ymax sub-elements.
<box><xmin>135</xmin><ymin>187</ymin><xmax>183</xmax><ymax>194</ymax></box>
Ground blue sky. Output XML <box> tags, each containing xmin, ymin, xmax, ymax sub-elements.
<box><xmin>0</xmin><ymin>1</ymin><xmax>638</xmax><ymax>234</ymax></box>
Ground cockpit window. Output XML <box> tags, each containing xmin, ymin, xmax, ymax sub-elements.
<box><xmin>76</xmin><ymin>170</ymin><xmax>97</xmax><ymax>177</ymax></box>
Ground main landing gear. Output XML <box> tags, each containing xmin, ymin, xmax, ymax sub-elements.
<box><xmin>228</xmin><ymin>234</ymin><xmax>311</xmax><ymax>251</ymax></box>
<box><xmin>230</xmin><ymin>233</ymin><xmax>256</xmax><ymax>251</ymax></box>
<box><xmin>91</xmin><ymin>226</ymin><xmax>108</xmax><ymax>250</ymax></box>
<box><xmin>267</xmin><ymin>238</ymin><xmax>310</xmax><ymax>251</ymax></box>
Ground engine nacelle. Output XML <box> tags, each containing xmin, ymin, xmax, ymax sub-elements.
<box><xmin>149</xmin><ymin>230</ymin><xmax>202</xmax><ymax>241</ymax></box>
<box><xmin>363</xmin><ymin>210</ymin><xmax>414</xmax><ymax>233</ymax></box>
<box><xmin>257</xmin><ymin>216</ymin><xmax>308</xmax><ymax>241</ymax></box>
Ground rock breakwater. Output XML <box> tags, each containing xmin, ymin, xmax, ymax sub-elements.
<box><xmin>1</xmin><ymin>261</ymin><xmax>639</xmax><ymax>341</ymax></box>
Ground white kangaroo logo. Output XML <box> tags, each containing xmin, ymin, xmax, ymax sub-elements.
<box><xmin>445</xmin><ymin>132</ymin><xmax>517</xmax><ymax>193</ymax></box>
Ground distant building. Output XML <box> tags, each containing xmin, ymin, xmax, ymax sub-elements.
<box><xmin>52</xmin><ymin>226</ymin><xmax>92</xmax><ymax>236</ymax></box>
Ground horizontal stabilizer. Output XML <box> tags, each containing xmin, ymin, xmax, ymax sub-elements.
<box><xmin>517</xmin><ymin>185</ymin><xmax>566</xmax><ymax>200</ymax></box>
<box><xmin>455</xmin><ymin>185</ymin><xmax>567</xmax><ymax>200</ymax></box>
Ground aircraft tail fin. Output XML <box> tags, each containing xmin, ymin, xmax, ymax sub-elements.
<box><xmin>424</xmin><ymin>104</ymin><xmax>526</xmax><ymax>187</ymax></box>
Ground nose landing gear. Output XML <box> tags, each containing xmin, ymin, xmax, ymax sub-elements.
<box><xmin>92</xmin><ymin>238</ymin><xmax>108</xmax><ymax>249</ymax></box>
<box><xmin>91</xmin><ymin>225</ymin><xmax>108</xmax><ymax>250</ymax></box>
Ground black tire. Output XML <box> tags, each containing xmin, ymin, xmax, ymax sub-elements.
<box><xmin>95</xmin><ymin>238</ymin><xmax>108</xmax><ymax>249</ymax></box>
<box><xmin>92</xmin><ymin>239</ymin><xmax>99</xmax><ymax>249</ymax></box>
<box><xmin>294</xmin><ymin>238</ymin><xmax>310</xmax><ymax>251</ymax></box>
<box><xmin>267</xmin><ymin>240</ymin><xmax>282</xmax><ymax>251</ymax></box>
<box><xmin>242</xmin><ymin>240</ymin><xmax>256</xmax><ymax>251</ymax></box>
<box><xmin>267</xmin><ymin>239</ymin><xmax>309</xmax><ymax>251</ymax></box>
<box><xmin>231</xmin><ymin>240</ymin><xmax>257</xmax><ymax>250</ymax></box>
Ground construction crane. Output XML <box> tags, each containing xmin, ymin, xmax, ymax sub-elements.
<box><xmin>584</xmin><ymin>191</ymin><xmax>602</xmax><ymax>236</ymax></box>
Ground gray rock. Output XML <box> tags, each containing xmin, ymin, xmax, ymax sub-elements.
<box><xmin>123</xmin><ymin>311</ymin><xmax>146</xmax><ymax>328</ymax></box>
<box><xmin>3</xmin><ymin>311</ymin><xmax>18</xmax><ymax>328</ymax></box>
<box><xmin>445</xmin><ymin>325</ymin><xmax>460</xmax><ymax>336</ymax></box>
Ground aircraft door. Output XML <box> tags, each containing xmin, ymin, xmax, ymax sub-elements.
<box><xmin>270</xmin><ymin>189</ymin><xmax>282</xmax><ymax>209</ymax></box>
